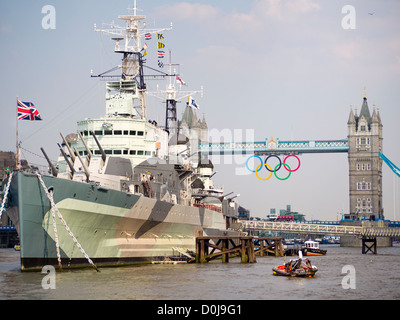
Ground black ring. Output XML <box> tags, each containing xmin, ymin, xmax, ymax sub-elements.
<box><xmin>265</xmin><ymin>154</ymin><xmax>282</xmax><ymax>172</ymax></box>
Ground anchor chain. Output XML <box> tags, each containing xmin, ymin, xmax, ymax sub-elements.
<box><xmin>0</xmin><ymin>171</ymin><xmax>13</xmax><ymax>219</ymax></box>
<box><xmin>35</xmin><ymin>171</ymin><xmax>100</xmax><ymax>272</ymax></box>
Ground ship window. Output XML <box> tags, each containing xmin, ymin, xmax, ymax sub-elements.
<box><xmin>84</xmin><ymin>130</ymin><xmax>88</xmax><ymax>136</ymax></box>
<box><xmin>123</xmin><ymin>150</ymin><xmax>128</xmax><ymax>155</ymax></box>
<box><xmin>114</xmin><ymin>130</ymin><xmax>122</xmax><ymax>135</ymax></box>
<box><xmin>145</xmin><ymin>151</ymin><xmax>151</xmax><ymax>156</ymax></box>
<box><xmin>79</xmin><ymin>151</ymin><xmax>83</xmax><ymax>156</ymax></box>
<box><xmin>130</xmin><ymin>130</ymin><xmax>136</xmax><ymax>135</ymax></box>
<box><xmin>129</xmin><ymin>150</ymin><xmax>136</xmax><ymax>155</ymax></box>
<box><xmin>95</xmin><ymin>150</ymin><xmax>101</xmax><ymax>155</ymax></box>
<box><xmin>137</xmin><ymin>150</ymin><xmax>144</xmax><ymax>155</ymax></box>
<box><xmin>123</xmin><ymin>130</ymin><xmax>128</xmax><ymax>135</ymax></box>
<box><xmin>114</xmin><ymin>150</ymin><xmax>122</xmax><ymax>155</ymax></box>
<box><xmin>105</xmin><ymin>150</ymin><xmax>112</xmax><ymax>155</ymax></box>
<box><xmin>137</xmin><ymin>131</ymin><xmax>144</xmax><ymax>136</ymax></box>
<box><xmin>104</xmin><ymin>130</ymin><xmax>112</xmax><ymax>135</ymax></box>
<box><xmin>94</xmin><ymin>130</ymin><xmax>102</xmax><ymax>136</ymax></box>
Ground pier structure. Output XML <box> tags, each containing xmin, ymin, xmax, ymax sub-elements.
<box><xmin>242</xmin><ymin>220</ymin><xmax>400</xmax><ymax>237</ymax></box>
<box><xmin>195</xmin><ymin>236</ymin><xmax>283</xmax><ymax>263</ymax></box>
<box><xmin>242</xmin><ymin>220</ymin><xmax>400</xmax><ymax>254</ymax></box>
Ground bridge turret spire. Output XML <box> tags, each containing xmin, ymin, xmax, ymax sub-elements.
<box><xmin>358</xmin><ymin>93</ymin><xmax>372</xmax><ymax>126</ymax></box>
<box><xmin>347</xmin><ymin>92</ymin><xmax>383</xmax><ymax>221</ymax></box>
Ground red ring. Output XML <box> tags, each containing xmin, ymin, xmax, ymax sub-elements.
<box><xmin>283</xmin><ymin>155</ymin><xmax>301</xmax><ymax>172</ymax></box>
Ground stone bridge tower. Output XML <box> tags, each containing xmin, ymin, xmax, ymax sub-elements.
<box><xmin>347</xmin><ymin>92</ymin><xmax>383</xmax><ymax>221</ymax></box>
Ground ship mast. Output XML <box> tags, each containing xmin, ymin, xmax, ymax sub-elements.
<box><xmin>148</xmin><ymin>51</ymin><xmax>203</xmax><ymax>133</ymax></box>
<box><xmin>93</xmin><ymin>1</ymin><xmax>172</xmax><ymax>120</ymax></box>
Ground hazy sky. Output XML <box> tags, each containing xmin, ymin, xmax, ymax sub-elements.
<box><xmin>1</xmin><ymin>0</ymin><xmax>399</xmax><ymax>220</ymax></box>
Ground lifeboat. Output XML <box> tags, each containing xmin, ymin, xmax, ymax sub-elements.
<box><xmin>272</xmin><ymin>252</ymin><xmax>318</xmax><ymax>277</ymax></box>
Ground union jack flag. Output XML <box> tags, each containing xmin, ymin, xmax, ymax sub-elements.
<box><xmin>17</xmin><ymin>100</ymin><xmax>42</xmax><ymax>121</ymax></box>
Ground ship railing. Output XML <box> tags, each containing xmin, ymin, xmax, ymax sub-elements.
<box><xmin>193</xmin><ymin>203</ymin><xmax>222</xmax><ymax>213</ymax></box>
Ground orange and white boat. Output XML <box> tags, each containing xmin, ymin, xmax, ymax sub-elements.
<box><xmin>302</xmin><ymin>240</ymin><xmax>327</xmax><ymax>256</ymax></box>
<box><xmin>273</xmin><ymin>251</ymin><xmax>318</xmax><ymax>277</ymax></box>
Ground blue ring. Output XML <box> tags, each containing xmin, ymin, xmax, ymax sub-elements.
<box><xmin>246</xmin><ymin>155</ymin><xmax>263</xmax><ymax>173</ymax></box>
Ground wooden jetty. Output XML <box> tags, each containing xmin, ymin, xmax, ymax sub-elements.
<box><xmin>254</xmin><ymin>237</ymin><xmax>284</xmax><ymax>257</ymax></box>
<box><xmin>195</xmin><ymin>236</ymin><xmax>283</xmax><ymax>263</ymax></box>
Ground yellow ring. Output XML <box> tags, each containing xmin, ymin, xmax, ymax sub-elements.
<box><xmin>255</xmin><ymin>163</ymin><xmax>273</xmax><ymax>181</ymax></box>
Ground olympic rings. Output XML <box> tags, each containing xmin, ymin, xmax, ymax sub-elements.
<box><xmin>246</xmin><ymin>155</ymin><xmax>263</xmax><ymax>173</ymax></box>
<box><xmin>255</xmin><ymin>163</ymin><xmax>273</xmax><ymax>181</ymax></box>
<box><xmin>283</xmin><ymin>155</ymin><xmax>301</xmax><ymax>172</ymax></box>
<box><xmin>246</xmin><ymin>154</ymin><xmax>301</xmax><ymax>181</ymax></box>
<box><xmin>264</xmin><ymin>154</ymin><xmax>281</xmax><ymax>172</ymax></box>
<box><xmin>274</xmin><ymin>163</ymin><xmax>291</xmax><ymax>180</ymax></box>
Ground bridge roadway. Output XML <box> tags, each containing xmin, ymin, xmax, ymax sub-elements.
<box><xmin>199</xmin><ymin>139</ymin><xmax>349</xmax><ymax>155</ymax></box>
<box><xmin>241</xmin><ymin>220</ymin><xmax>400</xmax><ymax>238</ymax></box>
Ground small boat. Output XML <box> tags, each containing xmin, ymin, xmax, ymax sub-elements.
<box><xmin>14</xmin><ymin>244</ymin><xmax>20</xmax><ymax>251</ymax></box>
<box><xmin>302</xmin><ymin>240</ymin><xmax>327</xmax><ymax>256</ymax></box>
<box><xmin>272</xmin><ymin>251</ymin><xmax>318</xmax><ymax>277</ymax></box>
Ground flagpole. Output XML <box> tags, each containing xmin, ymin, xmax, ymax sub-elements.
<box><xmin>16</xmin><ymin>96</ymin><xmax>19</xmax><ymax>170</ymax></box>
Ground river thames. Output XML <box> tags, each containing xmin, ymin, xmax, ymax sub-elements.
<box><xmin>0</xmin><ymin>244</ymin><xmax>399</xmax><ymax>300</ymax></box>
<box><xmin>0</xmin><ymin>245</ymin><xmax>400</xmax><ymax>300</ymax></box>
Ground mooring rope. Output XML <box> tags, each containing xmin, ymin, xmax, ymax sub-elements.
<box><xmin>35</xmin><ymin>171</ymin><xmax>100</xmax><ymax>272</ymax></box>
<box><xmin>49</xmin><ymin>190</ymin><xmax>63</xmax><ymax>270</ymax></box>
<box><xmin>0</xmin><ymin>172</ymin><xmax>13</xmax><ymax>219</ymax></box>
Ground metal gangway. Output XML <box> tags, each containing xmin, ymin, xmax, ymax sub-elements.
<box><xmin>241</xmin><ymin>220</ymin><xmax>400</xmax><ymax>238</ymax></box>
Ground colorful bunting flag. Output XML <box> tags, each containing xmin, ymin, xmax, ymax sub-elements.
<box><xmin>176</xmin><ymin>76</ymin><xmax>187</xmax><ymax>86</ymax></box>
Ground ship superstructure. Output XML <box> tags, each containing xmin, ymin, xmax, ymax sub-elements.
<box><xmin>2</xmin><ymin>3</ymin><xmax>241</xmax><ymax>271</ymax></box>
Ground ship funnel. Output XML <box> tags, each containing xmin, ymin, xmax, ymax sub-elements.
<box><xmin>40</xmin><ymin>147</ymin><xmax>58</xmax><ymax>177</ymax></box>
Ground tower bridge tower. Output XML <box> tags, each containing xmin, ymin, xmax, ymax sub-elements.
<box><xmin>347</xmin><ymin>92</ymin><xmax>383</xmax><ymax>220</ymax></box>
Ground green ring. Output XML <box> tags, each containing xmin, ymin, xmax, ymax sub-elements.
<box><xmin>274</xmin><ymin>163</ymin><xmax>291</xmax><ymax>180</ymax></box>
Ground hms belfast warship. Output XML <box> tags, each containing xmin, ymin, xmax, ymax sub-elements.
<box><xmin>2</xmin><ymin>5</ymin><xmax>241</xmax><ymax>271</ymax></box>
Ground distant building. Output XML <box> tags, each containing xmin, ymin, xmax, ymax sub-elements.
<box><xmin>238</xmin><ymin>206</ymin><xmax>250</xmax><ymax>220</ymax></box>
<box><xmin>267</xmin><ymin>204</ymin><xmax>305</xmax><ymax>222</ymax></box>
<box><xmin>0</xmin><ymin>151</ymin><xmax>28</xmax><ymax>181</ymax></box>
<box><xmin>0</xmin><ymin>151</ymin><xmax>26</xmax><ymax>227</ymax></box>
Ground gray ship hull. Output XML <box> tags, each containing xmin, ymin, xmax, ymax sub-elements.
<box><xmin>5</xmin><ymin>171</ymin><xmax>237</xmax><ymax>271</ymax></box>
